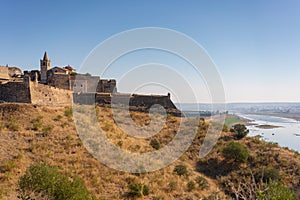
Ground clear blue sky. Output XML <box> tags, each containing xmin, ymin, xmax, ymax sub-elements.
<box><xmin>1</xmin><ymin>0</ymin><xmax>300</xmax><ymax>103</ymax></box>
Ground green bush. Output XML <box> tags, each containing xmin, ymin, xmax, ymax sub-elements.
<box><xmin>262</xmin><ymin>168</ymin><xmax>280</xmax><ymax>183</ymax></box>
<box><xmin>195</xmin><ymin>176</ymin><xmax>209</xmax><ymax>190</ymax></box>
<box><xmin>222</xmin><ymin>142</ymin><xmax>249</xmax><ymax>163</ymax></box>
<box><xmin>168</xmin><ymin>181</ymin><xmax>177</xmax><ymax>191</ymax></box>
<box><xmin>258</xmin><ymin>181</ymin><xmax>296</xmax><ymax>200</ymax></box>
<box><xmin>64</xmin><ymin>107</ymin><xmax>73</xmax><ymax>118</ymax></box>
<box><xmin>0</xmin><ymin>159</ymin><xmax>16</xmax><ymax>173</ymax></box>
<box><xmin>54</xmin><ymin>115</ymin><xmax>63</xmax><ymax>121</ymax></box>
<box><xmin>187</xmin><ymin>181</ymin><xmax>195</xmax><ymax>192</ymax></box>
<box><xmin>150</xmin><ymin>139</ymin><xmax>160</xmax><ymax>150</ymax></box>
<box><xmin>173</xmin><ymin>164</ymin><xmax>188</xmax><ymax>176</ymax></box>
<box><xmin>32</xmin><ymin>121</ymin><xmax>42</xmax><ymax>131</ymax></box>
<box><xmin>42</xmin><ymin>125</ymin><xmax>54</xmax><ymax>135</ymax></box>
<box><xmin>128</xmin><ymin>183</ymin><xmax>149</xmax><ymax>198</ymax></box>
<box><xmin>18</xmin><ymin>163</ymin><xmax>91</xmax><ymax>200</ymax></box>
<box><xmin>7</xmin><ymin>118</ymin><xmax>19</xmax><ymax>131</ymax></box>
<box><xmin>32</xmin><ymin>116</ymin><xmax>43</xmax><ymax>131</ymax></box>
<box><xmin>232</xmin><ymin>124</ymin><xmax>249</xmax><ymax>139</ymax></box>
<box><xmin>204</xmin><ymin>192</ymin><xmax>221</xmax><ymax>200</ymax></box>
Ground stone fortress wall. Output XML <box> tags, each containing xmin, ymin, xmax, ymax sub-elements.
<box><xmin>0</xmin><ymin>81</ymin><xmax>31</xmax><ymax>103</ymax></box>
<box><xmin>0</xmin><ymin>53</ymin><xmax>181</xmax><ymax>115</ymax></box>
<box><xmin>0</xmin><ymin>66</ymin><xmax>10</xmax><ymax>81</ymax></box>
<box><xmin>0</xmin><ymin>77</ymin><xmax>72</xmax><ymax>106</ymax></box>
<box><xmin>29</xmin><ymin>80</ymin><xmax>72</xmax><ymax>106</ymax></box>
<box><xmin>0</xmin><ymin>77</ymin><xmax>180</xmax><ymax>115</ymax></box>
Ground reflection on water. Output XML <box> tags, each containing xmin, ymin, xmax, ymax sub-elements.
<box><xmin>237</xmin><ymin>114</ymin><xmax>300</xmax><ymax>152</ymax></box>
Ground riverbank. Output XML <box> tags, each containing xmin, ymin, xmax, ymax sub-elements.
<box><xmin>237</xmin><ymin>113</ymin><xmax>300</xmax><ymax>152</ymax></box>
<box><xmin>246</xmin><ymin>112</ymin><xmax>300</xmax><ymax>121</ymax></box>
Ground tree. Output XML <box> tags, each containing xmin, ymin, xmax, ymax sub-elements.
<box><xmin>232</xmin><ymin>124</ymin><xmax>249</xmax><ymax>139</ymax></box>
<box><xmin>222</xmin><ymin>142</ymin><xmax>249</xmax><ymax>163</ymax></box>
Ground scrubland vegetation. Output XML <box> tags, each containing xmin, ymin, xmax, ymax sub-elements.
<box><xmin>0</xmin><ymin>103</ymin><xmax>299</xmax><ymax>199</ymax></box>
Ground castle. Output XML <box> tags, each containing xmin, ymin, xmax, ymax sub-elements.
<box><xmin>0</xmin><ymin>52</ymin><xmax>180</xmax><ymax>115</ymax></box>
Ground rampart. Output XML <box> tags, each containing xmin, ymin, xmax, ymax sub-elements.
<box><xmin>0</xmin><ymin>79</ymin><xmax>180</xmax><ymax>115</ymax></box>
<box><xmin>0</xmin><ymin>79</ymin><xmax>72</xmax><ymax>106</ymax></box>
<box><xmin>0</xmin><ymin>66</ymin><xmax>9</xmax><ymax>80</ymax></box>
<box><xmin>0</xmin><ymin>81</ymin><xmax>31</xmax><ymax>103</ymax></box>
<box><xmin>29</xmin><ymin>81</ymin><xmax>72</xmax><ymax>106</ymax></box>
<box><xmin>73</xmin><ymin>92</ymin><xmax>181</xmax><ymax>116</ymax></box>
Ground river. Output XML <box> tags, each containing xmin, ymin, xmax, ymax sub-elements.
<box><xmin>237</xmin><ymin>114</ymin><xmax>300</xmax><ymax>152</ymax></box>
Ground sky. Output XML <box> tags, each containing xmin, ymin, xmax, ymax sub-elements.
<box><xmin>0</xmin><ymin>0</ymin><xmax>300</xmax><ymax>103</ymax></box>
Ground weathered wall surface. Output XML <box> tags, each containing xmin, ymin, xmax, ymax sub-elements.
<box><xmin>73</xmin><ymin>92</ymin><xmax>180</xmax><ymax>115</ymax></box>
<box><xmin>30</xmin><ymin>82</ymin><xmax>72</xmax><ymax>106</ymax></box>
<box><xmin>73</xmin><ymin>93</ymin><xmax>96</xmax><ymax>105</ymax></box>
<box><xmin>130</xmin><ymin>94</ymin><xmax>176</xmax><ymax>109</ymax></box>
<box><xmin>0</xmin><ymin>81</ymin><xmax>31</xmax><ymax>103</ymax></box>
<box><xmin>70</xmin><ymin>75</ymin><xmax>100</xmax><ymax>93</ymax></box>
<box><xmin>75</xmin><ymin>93</ymin><xmax>176</xmax><ymax>108</ymax></box>
<box><xmin>0</xmin><ymin>66</ymin><xmax>9</xmax><ymax>80</ymax></box>
<box><xmin>99</xmin><ymin>79</ymin><xmax>117</xmax><ymax>93</ymax></box>
<box><xmin>47</xmin><ymin>73</ymin><xmax>70</xmax><ymax>90</ymax></box>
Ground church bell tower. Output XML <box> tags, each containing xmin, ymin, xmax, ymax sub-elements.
<box><xmin>40</xmin><ymin>52</ymin><xmax>50</xmax><ymax>84</ymax></box>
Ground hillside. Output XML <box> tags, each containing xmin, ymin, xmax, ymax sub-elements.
<box><xmin>0</xmin><ymin>103</ymin><xmax>299</xmax><ymax>199</ymax></box>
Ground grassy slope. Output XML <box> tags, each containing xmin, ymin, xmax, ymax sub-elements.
<box><xmin>224</xmin><ymin>114</ymin><xmax>250</xmax><ymax>127</ymax></box>
<box><xmin>0</xmin><ymin>104</ymin><xmax>299</xmax><ymax>199</ymax></box>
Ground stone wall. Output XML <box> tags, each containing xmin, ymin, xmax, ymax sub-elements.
<box><xmin>47</xmin><ymin>72</ymin><xmax>70</xmax><ymax>90</ymax></box>
<box><xmin>0</xmin><ymin>81</ymin><xmax>31</xmax><ymax>103</ymax></box>
<box><xmin>0</xmin><ymin>66</ymin><xmax>9</xmax><ymax>80</ymax></box>
<box><xmin>73</xmin><ymin>93</ymin><xmax>96</xmax><ymax>105</ymax></box>
<box><xmin>75</xmin><ymin>93</ymin><xmax>176</xmax><ymax>108</ymax></box>
<box><xmin>29</xmin><ymin>81</ymin><xmax>72</xmax><ymax>106</ymax></box>
<box><xmin>130</xmin><ymin>94</ymin><xmax>176</xmax><ymax>109</ymax></box>
<box><xmin>73</xmin><ymin>92</ymin><xmax>180</xmax><ymax>115</ymax></box>
<box><xmin>99</xmin><ymin>79</ymin><xmax>117</xmax><ymax>93</ymax></box>
<box><xmin>70</xmin><ymin>75</ymin><xmax>100</xmax><ymax>93</ymax></box>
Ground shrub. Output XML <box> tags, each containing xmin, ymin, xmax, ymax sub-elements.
<box><xmin>32</xmin><ymin>121</ymin><xmax>42</xmax><ymax>131</ymax></box>
<box><xmin>150</xmin><ymin>139</ymin><xmax>160</xmax><ymax>150</ymax></box>
<box><xmin>173</xmin><ymin>165</ymin><xmax>188</xmax><ymax>176</ymax></box>
<box><xmin>18</xmin><ymin>163</ymin><xmax>90</xmax><ymax>200</ymax></box>
<box><xmin>168</xmin><ymin>181</ymin><xmax>177</xmax><ymax>191</ymax></box>
<box><xmin>232</xmin><ymin>124</ymin><xmax>249</xmax><ymax>139</ymax></box>
<box><xmin>42</xmin><ymin>125</ymin><xmax>54</xmax><ymax>135</ymax></box>
<box><xmin>128</xmin><ymin>183</ymin><xmax>149</xmax><ymax>198</ymax></box>
<box><xmin>31</xmin><ymin>116</ymin><xmax>43</xmax><ymax>131</ymax></box>
<box><xmin>258</xmin><ymin>180</ymin><xmax>296</xmax><ymax>200</ymax></box>
<box><xmin>7</xmin><ymin>118</ymin><xmax>19</xmax><ymax>131</ymax></box>
<box><xmin>187</xmin><ymin>181</ymin><xmax>195</xmax><ymax>191</ymax></box>
<box><xmin>222</xmin><ymin>142</ymin><xmax>249</xmax><ymax>163</ymax></box>
<box><xmin>195</xmin><ymin>176</ymin><xmax>209</xmax><ymax>190</ymax></box>
<box><xmin>204</xmin><ymin>192</ymin><xmax>221</xmax><ymax>200</ymax></box>
<box><xmin>64</xmin><ymin>107</ymin><xmax>73</xmax><ymax>118</ymax></box>
<box><xmin>0</xmin><ymin>159</ymin><xmax>16</xmax><ymax>173</ymax></box>
<box><xmin>54</xmin><ymin>115</ymin><xmax>63</xmax><ymax>121</ymax></box>
<box><xmin>262</xmin><ymin>168</ymin><xmax>280</xmax><ymax>183</ymax></box>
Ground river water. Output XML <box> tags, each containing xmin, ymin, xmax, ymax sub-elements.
<box><xmin>237</xmin><ymin>114</ymin><xmax>300</xmax><ymax>152</ymax></box>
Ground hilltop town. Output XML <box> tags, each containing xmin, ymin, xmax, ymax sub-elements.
<box><xmin>0</xmin><ymin>52</ymin><xmax>180</xmax><ymax>115</ymax></box>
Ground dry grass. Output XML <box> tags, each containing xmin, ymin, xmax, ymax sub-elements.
<box><xmin>0</xmin><ymin>103</ymin><xmax>225</xmax><ymax>199</ymax></box>
<box><xmin>0</xmin><ymin>103</ymin><xmax>299</xmax><ymax>199</ymax></box>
